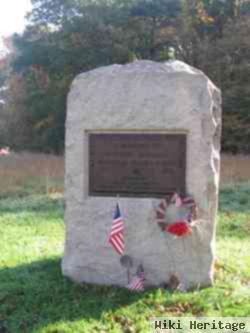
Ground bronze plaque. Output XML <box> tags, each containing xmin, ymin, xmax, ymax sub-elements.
<box><xmin>89</xmin><ymin>133</ymin><xmax>186</xmax><ymax>197</ymax></box>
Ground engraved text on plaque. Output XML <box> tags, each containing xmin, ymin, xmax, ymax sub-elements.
<box><xmin>89</xmin><ymin>133</ymin><xmax>186</xmax><ymax>197</ymax></box>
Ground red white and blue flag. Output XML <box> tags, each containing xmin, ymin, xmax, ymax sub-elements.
<box><xmin>127</xmin><ymin>270</ymin><xmax>145</xmax><ymax>292</ymax></box>
<box><xmin>108</xmin><ymin>203</ymin><xmax>125</xmax><ymax>255</ymax></box>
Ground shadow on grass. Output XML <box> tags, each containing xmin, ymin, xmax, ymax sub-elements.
<box><xmin>0</xmin><ymin>258</ymin><xmax>145</xmax><ymax>333</ymax></box>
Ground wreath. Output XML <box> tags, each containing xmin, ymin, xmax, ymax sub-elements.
<box><xmin>156</xmin><ymin>193</ymin><xmax>198</xmax><ymax>237</ymax></box>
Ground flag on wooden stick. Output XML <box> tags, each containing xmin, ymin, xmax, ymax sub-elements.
<box><xmin>127</xmin><ymin>266</ymin><xmax>145</xmax><ymax>292</ymax></box>
<box><xmin>127</xmin><ymin>271</ymin><xmax>145</xmax><ymax>292</ymax></box>
<box><xmin>108</xmin><ymin>203</ymin><xmax>125</xmax><ymax>255</ymax></box>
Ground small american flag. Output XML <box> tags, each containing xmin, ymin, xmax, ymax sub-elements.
<box><xmin>127</xmin><ymin>270</ymin><xmax>145</xmax><ymax>292</ymax></box>
<box><xmin>108</xmin><ymin>203</ymin><xmax>125</xmax><ymax>255</ymax></box>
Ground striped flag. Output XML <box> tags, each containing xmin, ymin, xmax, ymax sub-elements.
<box><xmin>127</xmin><ymin>270</ymin><xmax>145</xmax><ymax>292</ymax></box>
<box><xmin>108</xmin><ymin>203</ymin><xmax>125</xmax><ymax>255</ymax></box>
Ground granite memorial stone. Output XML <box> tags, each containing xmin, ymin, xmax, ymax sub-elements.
<box><xmin>62</xmin><ymin>60</ymin><xmax>222</xmax><ymax>289</ymax></box>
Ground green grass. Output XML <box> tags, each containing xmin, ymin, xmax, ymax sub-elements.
<box><xmin>0</xmin><ymin>185</ymin><xmax>250</xmax><ymax>333</ymax></box>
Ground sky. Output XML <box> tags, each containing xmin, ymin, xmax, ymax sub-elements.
<box><xmin>0</xmin><ymin>0</ymin><xmax>31</xmax><ymax>51</ymax></box>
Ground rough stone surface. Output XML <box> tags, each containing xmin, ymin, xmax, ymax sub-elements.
<box><xmin>62</xmin><ymin>60</ymin><xmax>222</xmax><ymax>289</ymax></box>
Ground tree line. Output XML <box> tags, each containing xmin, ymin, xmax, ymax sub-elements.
<box><xmin>1</xmin><ymin>0</ymin><xmax>250</xmax><ymax>154</ymax></box>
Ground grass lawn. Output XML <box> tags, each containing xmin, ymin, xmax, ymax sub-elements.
<box><xmin>0</xmin><ymin>185</ymin><xmax>250</xmax><ymax>333</ymax></box>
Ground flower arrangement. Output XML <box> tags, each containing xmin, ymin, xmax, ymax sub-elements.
<box><xmin>156</xmin><ymin>193</ymin><xmax>198</xmax><ymax>237</ymax></box>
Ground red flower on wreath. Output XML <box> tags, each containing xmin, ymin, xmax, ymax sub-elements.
<box><xmin>165</xmin><ymin>221</ymin><xmax>192</xmax><ymax>237</ymax></box>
